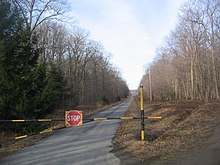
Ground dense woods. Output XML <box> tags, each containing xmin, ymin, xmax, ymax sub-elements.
<box><xmin>0</xmin><ymin>0</ymin><xmax>129</xmax><ymax>120</ymax></box>
<box><xmin>141</xmin><ymin>0</ymin><xmax>220</xmax><ymax>101</ymax></box>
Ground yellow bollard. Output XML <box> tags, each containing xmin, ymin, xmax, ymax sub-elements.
<box><xmin>140</xmin><ymin>85</ymin><xmax>145</xmax><ymax>141</ymax></box>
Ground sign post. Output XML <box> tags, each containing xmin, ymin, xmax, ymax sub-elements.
<box><xmin>65</xmin><ymin>110</ymin><xmax>83</xmax><ymax>127</ymax></box>
<box><xmin>140</xmin><ymin>85</ymin><xmax>145</xmax><ymax>141</ymax></box>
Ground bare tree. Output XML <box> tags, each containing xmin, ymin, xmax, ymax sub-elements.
<box><xmin>12</xmin><ymin>0</ymin><xmax>68</xmax><ymax>35</ymax></box>
<box><xmin>141</xmin><ymin>0</ymin><xmax>220</xmax><ymax>101</ymax></box>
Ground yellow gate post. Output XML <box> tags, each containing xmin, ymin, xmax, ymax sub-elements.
<box><xmin>140</xmin><ymin>84</ymin><xmax>145</xmax><ymax>141</ymax></box>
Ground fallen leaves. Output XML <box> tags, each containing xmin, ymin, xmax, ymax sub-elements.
<box><xmin>113</xmin><ymin>99</ymin><xmax>220</xmax><ymax>162</ymax></box>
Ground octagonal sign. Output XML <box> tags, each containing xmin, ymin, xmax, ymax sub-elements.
<box><xmin>65</xmin><ymin>110</ymin><xmax>83</xmax><ymax>127</ymax></box>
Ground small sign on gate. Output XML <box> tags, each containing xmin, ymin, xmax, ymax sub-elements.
<box><xmin>65</xmin><ymin>110</ymin><xmax>83</xmax><ymax>127</ymax></box>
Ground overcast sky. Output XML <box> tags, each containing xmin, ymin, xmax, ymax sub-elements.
<box><xmin>69</xmin><ymin>0</ymin><xmax>187</xmax><ymax>89</ymax></box>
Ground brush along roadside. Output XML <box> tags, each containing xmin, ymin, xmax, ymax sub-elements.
<box><xmin>113</xmin><ymin>100</ymin><xmax>220</xmax><ymax>163</ymax></box>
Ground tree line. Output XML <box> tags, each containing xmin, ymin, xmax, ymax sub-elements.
<box><xmin>0</xmin><ymin>0</ymin><xmax>129</xmax><ymax>120</ymax></box>
<box><xmin>141</xmin><ymin>0</ymin><xmax>220</xmax><ymax>101</ymax></box>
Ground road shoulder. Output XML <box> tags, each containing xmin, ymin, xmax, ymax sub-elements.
<box><xmin>158</xmin><ymin>123</ymin><xmax>220</xmax><ymax>165</ymax></box>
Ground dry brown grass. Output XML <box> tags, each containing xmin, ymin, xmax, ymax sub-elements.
<box><xmin>113</xmin><ymin>99</ymin><xmax>220</xmax><ymax>163</ymax></box>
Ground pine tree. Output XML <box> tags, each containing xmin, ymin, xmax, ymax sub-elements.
<box><xmin>0</xmin><ymin>0</ymin><xmax>56</xmax><ymax>119</ymax></box>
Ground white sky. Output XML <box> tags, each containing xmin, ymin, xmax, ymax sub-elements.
<box><xmin>69</xmin><ymin>0</ymin><xmax>187</xmax><ymax>89</ymax></box>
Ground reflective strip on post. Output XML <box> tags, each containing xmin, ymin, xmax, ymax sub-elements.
<box><xmin>40</xmin><ymin>129</ymin><xmax>53</xmax><ymax>134</ymax></box>
<box><xmin>140</xmin><ymin>85</ymin><xmax>144</xmax><ymax>111</ymax></box>
<box><xmin>15</xmin><ymin>135</ymin><xmax>28</xmax><ymax>140</ymax></box>
<box><xmin>12</xmin><ymin>120</ymin><xmax>25</xmax><ymax>122</ymax></box>
<box><xmin>94</xmin><ymin>118</ymin><xmax>107</xmax><ymax>121</ymax></box>
<box><xmin>120</xmin><ymin>117</ymin><xmax>134</xmax><ymax>120</ymax></box>
<box><xmin>147</xmin><ymin>116</ymin><xmax>162</xmax><ymax>119</ymax></box>
<box><xmin>141</xmin><ymin>131</ymin><xmax>145</xmax><ymax>141</ymax></box>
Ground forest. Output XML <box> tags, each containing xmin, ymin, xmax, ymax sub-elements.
<box><xmin>141</xmin><ymin>0</ymin><xmax>220</xmax><ymax>101</ymax></box>
<box><xmin>0</xmin><ymin>0</ymin><xmax>129</xmax><ymax>120</ymax></box>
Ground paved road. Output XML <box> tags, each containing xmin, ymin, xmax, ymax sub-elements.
<box><xmin>1</xmin><ymin>99</ymin><xmax>132</xmax><ymax>165</ymax></box>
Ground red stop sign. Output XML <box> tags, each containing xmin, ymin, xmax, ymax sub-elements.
<box><xmin>65</xmin><ymin>110</ymin><xmax>83</xmax><ymax>127</ymax></box>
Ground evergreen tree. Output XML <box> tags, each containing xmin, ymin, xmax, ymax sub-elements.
<box><xmin>0</xmin><ymin>0</ymin><xmax>25</xmax><ymax>119</ymax></box>
<box><xmin>0</xmin><ymin>0</ymin><xmax>56</xmax><ymax>119</ymax></box>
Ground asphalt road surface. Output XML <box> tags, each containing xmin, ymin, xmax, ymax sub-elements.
<box><xmin>1</xmin><ymin>99</ymin><xmax>133</xmax><ymax>165</ymax></box>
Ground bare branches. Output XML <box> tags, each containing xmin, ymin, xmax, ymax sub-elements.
<box><xmin>141</xmin><ymin>0</ymin><xmax>220</xmax><ymax>101</ymax></box>
<box><xmin>37</xmin><ymin>23</ymin><xmax>129</xmax><ymax>106</ymax></box>
<box><xmin>12</xmin><ymin>0</ymin><xmax>68</xmax><ymax>35</ymax></box>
